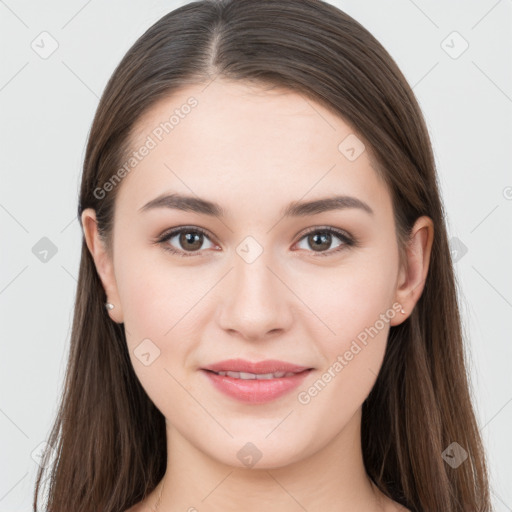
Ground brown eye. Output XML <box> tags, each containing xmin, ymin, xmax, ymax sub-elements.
<box><xmin>178</xmin><ymin>231</ymin><xmax>204</xmax><ymax>251</ymax></box>
<box><xmin>158</xmin><ymin>227</ymin><xmax>215</xmax><ymax>257</ymax></box>
<box><xmin>307</xmin><ymin>232</ymin><xmax>333</xmax><ymax>252</ymax></box>
<box><xmin>295</xmin><ymin>227</ymin><xmax>354</xmax><ymax>256</ymax></box>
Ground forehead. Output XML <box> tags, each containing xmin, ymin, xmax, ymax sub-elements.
<box><xmin>115</xmin><ymin>79</ymin><xmax>390</xmax><ymax>220</ymax></box>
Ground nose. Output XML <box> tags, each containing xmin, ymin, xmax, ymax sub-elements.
<box><xmin>216</xmin><ymin>252</ymin><xmax>294</xmax><ymax>342</ymax></box>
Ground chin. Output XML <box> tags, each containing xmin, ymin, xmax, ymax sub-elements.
<box><xmin>207</xmin><ymin>437</ymin><xmax>311</xmax><ymax>471</ymax></box>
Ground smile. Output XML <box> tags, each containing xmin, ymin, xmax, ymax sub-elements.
<box><xmin>211</xmin><ymin>370</ymin><xmax>299</xmax><ymax>379</ymax></box>
<box><xmin>201</xmin><ymin>368</ymin><xmax>313</xmax><ymax>404</ymax></box>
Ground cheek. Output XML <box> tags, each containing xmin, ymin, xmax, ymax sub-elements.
<box><xmin>297</xmin><ymin>251</ymin><xmax>396</xmax><ymax>392</ymax></box>
<box><xmin>292</xmin><ymin>275</ymin><xmax>393</xmax><ymax>443</ymax></box>
<box><xmin>295</xmin><ymin>253</ymin><xmax>395</xmax><ymax>340</ymax></box>
<box><xmin>116</xmin><ymin>251</ymin><xmax>214</xmax><ymax>396</ymax></box>
<box><xmin>116</xmin><ymin>246</ymin><xmax>210</xmax><ymax>338</ymax></box>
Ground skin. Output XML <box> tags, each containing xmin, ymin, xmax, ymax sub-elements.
<box><xmin>82</xmin><ymin>78</ymin><xmax>433</xmax><ymax>512</ymax></box>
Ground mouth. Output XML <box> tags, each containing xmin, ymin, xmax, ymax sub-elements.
<box><xmin>202</xmin><ymin>369</ymin><xmax>310</xmax><ymax>379</ymax></box>
<box><xmin>200</xmin><ymin>361</ymin><xmax>314</xmax><ymax>404</ymax></box>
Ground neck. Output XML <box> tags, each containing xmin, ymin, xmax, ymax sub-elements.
<box><xmin>153</xmin><ymin>408</ymin><xmax>386</xmax><ymax>512</ymax></box>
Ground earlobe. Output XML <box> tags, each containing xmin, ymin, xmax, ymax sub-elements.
<box><xmin>80</xmin><ymin>208</ymin><xmax>123</xmax><ymax>323</ymax></box>
<box><xmin>390</xmin><ymin>216</ymin><xmax>434</xmax><ymax>326</ymax></box>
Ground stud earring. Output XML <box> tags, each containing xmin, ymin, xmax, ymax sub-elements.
<box><xmin>105</xmin><ymin>302</ymin><xmax>115</xmax><ymax>310</ymax></box>
<box><xmin>400</xmin><ymin>308</ymin><xmax>406</xmax><ymax>314</ymax></box>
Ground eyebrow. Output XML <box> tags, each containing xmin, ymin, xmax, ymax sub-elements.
<box><xmin>138</xmin><ymin>193</ymin><xmax>374</xmax><ymax>217</ymax></box>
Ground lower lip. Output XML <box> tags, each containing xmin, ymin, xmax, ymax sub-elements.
<box><xmin>201</xmin><ymin>369</ymin><xmax>312</xmax><ymax>404</ymax></box>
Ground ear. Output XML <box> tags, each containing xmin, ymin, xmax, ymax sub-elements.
<box><xmin>390</xmin><ymin>215</ymin><xmax>434</xmax><ymax>326</ymax></box>
<box><xmin>81</xmin><ymin>208</ymin><xmax>124</xmax><ymax>324</ymax></box>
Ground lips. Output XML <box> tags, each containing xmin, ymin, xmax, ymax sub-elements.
<box><xmin>200</xmin><ymin>358</ymin><xmax>314</xmax><ymax>404</ymax></box>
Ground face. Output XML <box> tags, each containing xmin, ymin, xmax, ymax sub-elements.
<box><xmin>85</xmin><ymin>79</ymin><xmax>420</xmax><ymax>469</ymax></box>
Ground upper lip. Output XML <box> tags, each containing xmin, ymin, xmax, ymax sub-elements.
<box><xmin>202</xmin><ymin>358</ymin><xmax>312</xmax><ymax>374</ymax></box>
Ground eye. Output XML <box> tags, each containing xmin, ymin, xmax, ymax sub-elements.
<box><xmin>155</xmin><ymin>225</ymin><xmax>356</xmax><ymax>258</ymax></box>
<box><xmin>156</xmin><ymin>226</ymin><xmax>217</xmax><ymax>257</ymax></box>
<box><xmin>294</xmin><ymin>227</ymin><xmax>355</xmax><ymax>256</ymax></box>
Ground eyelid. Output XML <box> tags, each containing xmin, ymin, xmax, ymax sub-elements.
<box><xmin>297</xmin><ymin>225</ymin><xmax>353</xmax><ymax>241</ymax></box>
<box><xmin>157</xmin><ymin>225</ymin><xmax>215</xmax><ymax>242</ymax></box>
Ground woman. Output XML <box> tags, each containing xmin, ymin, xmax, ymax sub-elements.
<box><xmin>33</xmin><ymin>0</ymin><xmax>491</xmax><ymax>510</ymax></box>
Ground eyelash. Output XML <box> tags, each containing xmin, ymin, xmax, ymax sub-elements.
<box><xmin>155</xmin><ymin>225</ymin><xmax>357</xmax><ymax>258</ymax></box>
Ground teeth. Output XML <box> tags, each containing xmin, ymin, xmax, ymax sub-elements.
<box><xmin>256</xmin><ymin>372</ymin><xmax>277</xmax><ymax>380</ymax></box>
<box><xmin>216</xmin><ymin>370</ymin><xmax>298</xmax><ymax>379</ymax></box>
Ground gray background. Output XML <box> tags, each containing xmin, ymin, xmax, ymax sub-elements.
<box><xmin>1</xmin><ymin>0</ymin><xmax>511</xmax><ymax>510</ymax></box>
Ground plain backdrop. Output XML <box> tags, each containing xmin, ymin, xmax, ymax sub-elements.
<box><xmin>1</xmin><ymin>0</ymin><xmax>511</xmax><ymax>510</ymax></box>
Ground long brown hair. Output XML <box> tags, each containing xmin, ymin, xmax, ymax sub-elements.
<box><xmin>33</xmin><ymin>1</ymin><xmax>491</xmax><ymax>510</ymax></box>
